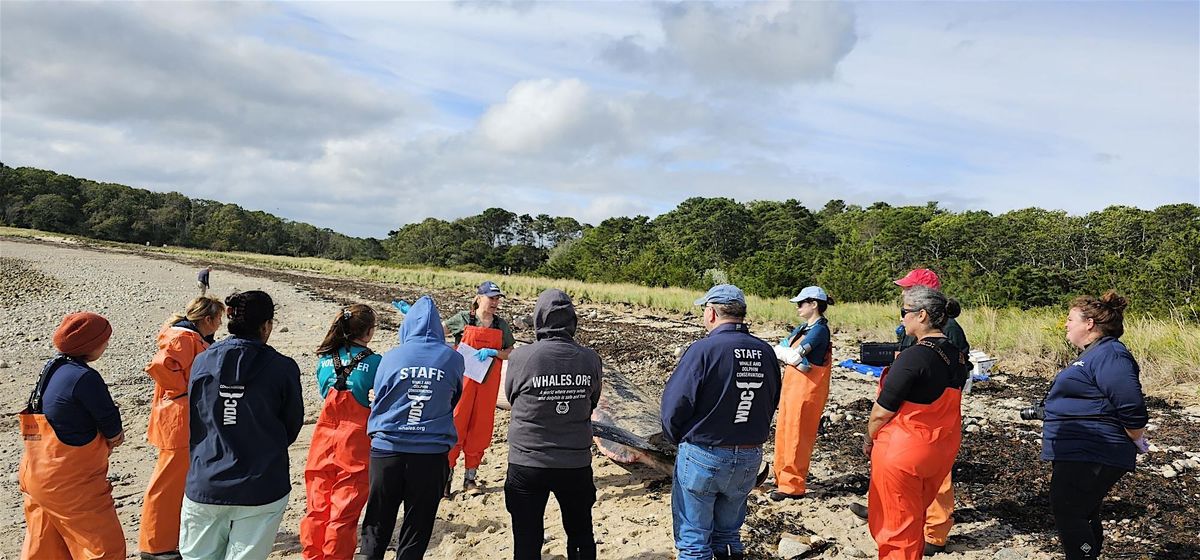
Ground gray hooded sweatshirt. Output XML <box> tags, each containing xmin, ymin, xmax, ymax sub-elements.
<box><xmin>504</xmin><ymin>289</ymin><xmax>603</xmax><ymax>469</ymax></box>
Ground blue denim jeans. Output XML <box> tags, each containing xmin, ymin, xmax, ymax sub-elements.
<box><xmin>671</xmin><ymin>442</ymin><xmax>763</xmax><ymax>560</ymax></box>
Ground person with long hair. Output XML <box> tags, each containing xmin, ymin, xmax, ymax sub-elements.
<box><xmin>443</xmin><ymin>281</ymin><xmax>515</xmax><ymax>496</ymax></box>
<box><xmin>139</xmin><ymin>296</ymin><xmax>226</xmax><ymax>560</ymax></box>
<box><xmin>1041</xmin><ymin>292</ymin><xmax>1147</xmax><ymax>560</ymax></box>
<box><xmin>300</xmin><ymin>304</ymin><xmax>382</xmax><ymax>560</ymax></box>
<box><xmin>180</xmin><ymin>291</ymin><xmax>304</xmax><ymax>560</ymax></box>
<box><xmin>20</xmin><ymin>312</ymin><xmax>126</xmax><ymax>559</ymax></box>
<box><xmin>865</xmin><ymin>286</ymin><xmax>967</xmax><ymax>560</ymax></box>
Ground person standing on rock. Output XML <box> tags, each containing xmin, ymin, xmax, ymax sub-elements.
<box><xmin>300</xmin><ymin>304</ymin><xmax>382</xmax><ymax>560</ymax></box>
<box><xmin>197</xmin><ymin>267</ymin><xmax>211</xmax><ymax>296</ymax></box>
<box><xmin>139</xmin><ymin>296</ymin><xmax>226</xmax><ymax>560</ymax></box>
<box><xmin>865</xmin><ymin>286</ymin><xmax>967</xmax><ymax>560</ymax></box>
<box><xmin>443</xmin><ymin>280</ymin><xmax>515</xmax><ymax>497</ymax></box>
<box><xmin>769</xmin><ymin>285</ymin><xmax>834</xmax><ymax>501</ymax></box>
<box><xmin>503</xmin><ymin>289</ymin><xmax>603</xmax><ymax>560</ymax></box>
<box><xmin>851</xmin><ymin>268</ymin><xmax>969</xmax><ymax>556</ymax></box>
<box><xmin>360</xmin><ymin>296</ymin><xmax>464</xmax><ymax>560</ymax></box>
<box><xmin>20</xmin><ymin>312</ymin><xmax>126</xmax><ymax>560</ymax></box>
<box><xmin>661</xmin><ymin>284</ymin><xmax>781</xmax><ymax>560</ymax></box>
<box><xmin>1041</xmin><ymin>291</ymin><xmax>1146</xmax><ymax>560</ymax></box>
<box><xmin>181</xmin><ymin>291</ymin><xmax>304</xmax><ymax>560</ymax></box>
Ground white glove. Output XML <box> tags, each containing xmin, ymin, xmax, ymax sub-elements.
<box><xmin>773</xmin><ymin>344</ymin><xmax>803</xmax><ymax>366</ymax></box>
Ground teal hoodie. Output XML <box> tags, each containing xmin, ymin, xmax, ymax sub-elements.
<box><xmin>368</xmin><ymin>296</ymin><xmax>465</xmax><ymax>455</ymax></box>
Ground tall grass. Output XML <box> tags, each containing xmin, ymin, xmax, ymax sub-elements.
<box><xmin>4</xmin><ymin>227</ymin><xmax>1196</xmax><ymax>400</ymax></box>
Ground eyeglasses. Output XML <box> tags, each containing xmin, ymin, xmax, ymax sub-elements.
<box><xmin>900</xmin><ymin>307</ymin><xmax>921</xmax><ymax>319</ymax></box>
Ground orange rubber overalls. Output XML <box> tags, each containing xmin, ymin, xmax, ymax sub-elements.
<box><xmin>140</xmin><ymin>325</ymin><xmax>209</xmax><ymax>555</ymax></box>
<box><xmin>868</xmin><ymin>343</ymin><xmax>963</xmax><ymax>560</ymax></box>
<box><xmin>773</xmin><ymin>334</ymin><xmax>833</xmax><ymax>496</ymax></box>
<box><xmin>20</xmin><ymin>360</ymin><xmax>126</xmax><ymax>560</ymax></box>
<box><xmin>447</xmin><ymin>324</ymin><xmax>504</xmax><ymax>470</ymax></box>
<box><xmin>301</xmin><ymin>353</ymin><xmax>373</xmax><ymax>560</ymax></box>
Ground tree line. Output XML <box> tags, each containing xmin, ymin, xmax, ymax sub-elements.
<box><xmin>3</xmin><ymin>164</ymin><xmax>1196</xmax><ymax>316</ymax></box>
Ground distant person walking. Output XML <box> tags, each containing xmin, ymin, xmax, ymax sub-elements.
<box><xmin>360</xmin><ymin>296</ymin><xmax>464</xmax><ymax>560</ymax></box>
<box><xmin>443</xmin><ymin>280</ymin><xmax>515</xmax><ymax>496</ymax></box>
<box><xmin>770</xmin><ymin>286</ymin><xmax>834</xmax><ymax>501</ymax></box>
<box><xmin>139</xmin><ymin>296</ymin><xmax>226</xmax><ymax>560</ymax></box>
<box><xmin>197</xmin><ymin>267</ymin><xmax>211</xmax><ymax>296</ymax></box>
<box><xmin>866</xmin><ymin>286</ymin><xmax>967</xmax><ymax>560</ymax></box>
<box><xmin>504</xmin><ymin>289</ymin><xmax>603</xmax><ymax>560</ymax></box>
<box><xmin>181</xmin><ymin>291</ymin><xmax>304</xmax><ymax>560</ymax></box>
<box><xmin>661</xmin><ymin>284</ymin><xmax>781</xmax><ymax>560</ymax></box>
<box><xmin>300</xmin><ymin>304</ymin><xmax>381</xmax><ymax>560</ymax></box>
<box><xmin>20</xmin><ymin>312</ymin><xmax>126</xmax><ymax>560</ymax></box>
<box><xmin>1041</xmin><ymin>292</ymin><xmax>1147</xmax><ymax>560</ymax></box>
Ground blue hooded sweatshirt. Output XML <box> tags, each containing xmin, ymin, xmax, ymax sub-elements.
<box><xmin>369</xmin><ymin>296</ymin><xmax>465</xmax><ymax>455</ymax></box>
<box><xmin>186</xmin><ymin>336</ymin><xmax>304</xmax><ymax>506</ymax></box>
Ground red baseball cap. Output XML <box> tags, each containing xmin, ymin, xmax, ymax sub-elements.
<box><xmin>894</xmin><ymin>268</ymin><xmax>941</xmax><ymax>290</ymax></box>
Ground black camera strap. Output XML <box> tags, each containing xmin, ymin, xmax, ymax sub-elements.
<box><xmin>332</xmin><ymin>347</ymin><xmax>373</xmax><ymax>391</ymax></box>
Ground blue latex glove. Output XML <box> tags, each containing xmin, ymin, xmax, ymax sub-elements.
<box><xmin>779</xmin><ymin>337</ymin><xmax>791</xmax><ymax>347</ymax></box>
<box><xmin>391</xmin><ymin>299</ymin><xmax>411</xmax><ymax>314</ymax></box>
<box><xmin>474</xmin><ymin>348</ymin><xmax>498</xmax><ymax>362</ymax></box>
<box><xmin>895</xmin><ymin>324</ymin><xmax>906</xmax><ymax>340</ymax></box>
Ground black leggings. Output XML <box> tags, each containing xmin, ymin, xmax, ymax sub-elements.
<box><xmin>359</xmin><ymin>452</ymin><xmax>450</xmax><ymax>560</ymax></box>
<box><xmin>1050</xmin><ymin>460</ymin><xmax>1127</xmax><ymax>560</ymax></box>
<box><xmin>504</xmin><ymin>463</ymin><xmax>597</xmax><ymax>560</ymax></box>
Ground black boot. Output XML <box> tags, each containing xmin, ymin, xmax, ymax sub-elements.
<box><xmin>567</xmin><ymin>544</ymin><xmax>597</xmax><ymax>560</ymax></box>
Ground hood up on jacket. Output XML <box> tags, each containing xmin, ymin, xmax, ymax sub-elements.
<box><xmin>534</xmin><ymin>288</ymin><xmax>577</xmax><ymax>341</ymax></box>
<box><xmin>400</xmin><ymin>295</ymin><xmax>444</xmax><ymax>344</ymax></box>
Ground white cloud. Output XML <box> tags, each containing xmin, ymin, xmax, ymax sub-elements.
<box><xmin>603</xmin><ymin>1</ymin><xmax>858</xmax><ymax>87</ymax></box>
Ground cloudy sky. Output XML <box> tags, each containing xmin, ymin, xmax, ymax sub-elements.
<box><xmin>2</xmin><ymin>1</ymin><xmax>1197</xmax><ymax>238</ymax></box>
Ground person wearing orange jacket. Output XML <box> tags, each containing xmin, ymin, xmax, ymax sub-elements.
<box><xmin>300</xmin><ymin>304</ymin><xmax>381</xmax><ymax>560</ymax></box>
<box><xmin>770</xmin><ymin>286</ymin><xmax>834</xmax><ymax>501</ymax></box>
<box><xmin>20</xmin><ymin>312</ymin><xmax>126</xmax><ymax>560</ymax></box>
<box><xmin>139</xmin><ymin>297</ymin><xmax>225</xmax><ymax>560</ymax></box>
<box><xmin>443</xmin><ymin>281</ymin><xmax>515</xmax><ymax>497</ymax></box>
<box><xmin>864</xmin><ymin>286</ymin><xmax>968</xmax><ymax>560</ymax></box>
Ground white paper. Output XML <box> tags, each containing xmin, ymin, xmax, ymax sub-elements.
<box><xmin>456</xmin><ymin>342</ymin><xmax>493</xmax><ymax>384</ymax></box>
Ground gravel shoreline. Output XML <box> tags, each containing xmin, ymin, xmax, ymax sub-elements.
<box><xmin>3</xmin><ymin>238</ymin><xmax>1196</xmax><ymax>560</ymax></box>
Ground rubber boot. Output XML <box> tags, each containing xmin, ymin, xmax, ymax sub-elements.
<box><xmin>567</xmin><ymin>545</ymin><xmax>597</xmax><ymax>560</ymax></box>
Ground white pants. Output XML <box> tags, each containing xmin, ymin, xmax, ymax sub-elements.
<box><xmin>180</xmin><ymin>493</ymin><xmax>289</xmax><ymax>560</ymax></box>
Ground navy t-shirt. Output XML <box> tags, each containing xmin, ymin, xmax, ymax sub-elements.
<box><xmin>40</xmin><ymin>358</ymin><xmax>123</xmax><ymax>446</ymax></box>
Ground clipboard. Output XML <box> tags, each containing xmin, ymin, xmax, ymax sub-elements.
<box><xmin>456</xmin><ymin>342</ymin><xmax>493</xmax><ymax>384</ymax></box>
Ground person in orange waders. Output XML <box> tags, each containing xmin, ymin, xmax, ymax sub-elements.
<box><xmin>139</xmin><ymin>297</ymin><xmax>226</xmax><ymax>560</ymax></box>
<box><xmin>769</xmin><ymin>286</ymin><xmax>835</xmax><ymax>501</ymax></box>
<box><xmin>851</xmin><ymin>269</ymin><xmax>970</xmax><ymax>556</ymax></box>
<box><xmin>300</xmin><ymin>304</ymin><xmax>381</xmax><ymax>560</ymax></box>
<box><xmin>20</xmin><ymin>312</ymin><xmax>126</xmax><ymax>560</ymax></box>
<box><xmin>443</xmin><ymin>280</ymin><xmax>515</xmax><ymax>497</ymax></box>
<box><xmin>864</xmin><ymin>286</ymin><xmax>968</xmax><ymax>560</ymax></box>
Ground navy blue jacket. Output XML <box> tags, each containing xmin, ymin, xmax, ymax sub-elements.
<box><xmin>369</xmin><ymin>296</ymin><xmax>464</xmax><ymax>455</ymax></box>
<box><xmin>661</xmin><ymin>323</ymin><xmax>781</xmax><ymax>446</ymax></box>
<box><xmin>1041</xmin><ymin>337</ymin><xmax>1148</xmax><ymax>471</ymax></box>
<box><xmin>186</xmin><ymin>336</ymin><xmax>304</xmax><ymax>506</ymax></box>
<box><xmin>38</xmin><ymin>358</ymin><xmax>122</xmax><ymax>446</ymax></box>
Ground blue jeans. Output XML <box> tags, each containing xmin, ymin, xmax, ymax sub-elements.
<box><xmin>672</xmin><ymin>442</ymin><xmax>762</xmax><ymax>560</ymax></box>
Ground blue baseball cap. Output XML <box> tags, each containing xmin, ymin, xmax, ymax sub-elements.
<box><xmin>694</xmin><ymin>284</ymin><xmax>746</xmax><ymax>306</ymax></box>
<box><xmin>789</xmin><ymin>286</ymin><xmax>829</xmax><ymax>303</ymax></box>
<box><xmin>477</xmin><ymin>281</ymin><xmax>504</xmax><ymax>297</ymax></box>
